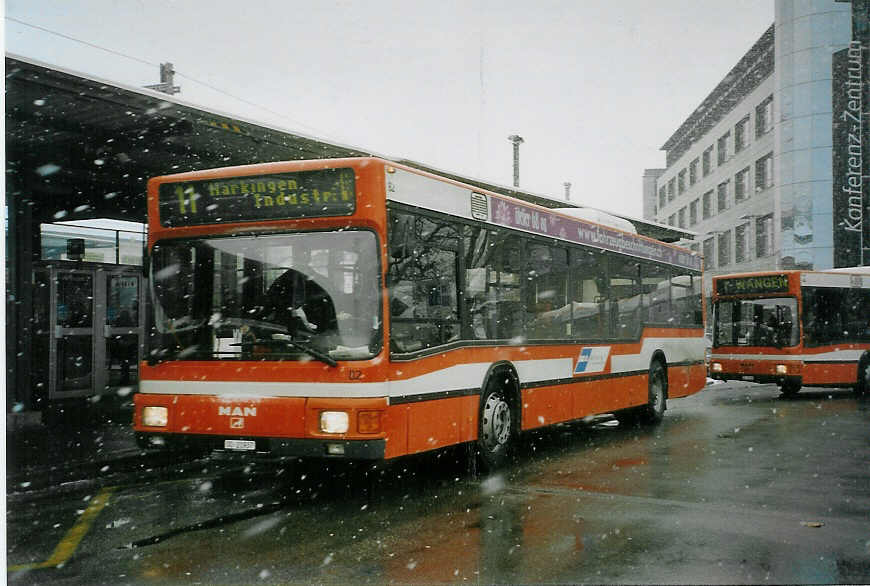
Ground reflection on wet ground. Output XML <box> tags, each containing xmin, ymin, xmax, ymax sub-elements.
<box><xmin>9</xmin><ymin>385</ymin><xmax>870</xmax><ymax>585</ymax></box>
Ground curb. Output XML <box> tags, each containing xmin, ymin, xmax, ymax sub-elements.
<box><xmin>7</xmin><ymin>448</ymin><xmax>202</xmax><ymax>501</ymax></box>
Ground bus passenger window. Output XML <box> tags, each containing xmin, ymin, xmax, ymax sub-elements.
<box><xmin>671</xmin><ymin>272</ymin><xmax>702</xmax><ymax>327</ymax></box>
<box><xmin>570</xmin><ymin>249</ymin><xmax>608</xmax><ymax>340</ymax></box>
<box><xmin>609</xmin><ymin>256</ymin><xmax>641</xmax><ymax>339</ymax></box>
<box><xmin>463</xmin><ymin>226</ymin><xmax>492</xmax><ymax>339</ymax></box>
<box><xmin>643</xmin><ymin>264</ymin><xmax>672</xmax><ymax>324</ymax></box>
<box><xmin>388</xmin><ymin>210</ymin><xmax>459</xmax><ymax>353</ymax></box>
<box><xmin>467</xmin><ymin>232</ymin><xmax>525</xmax><ymax>341</ymax></box>
<box><xmin>526</xmin><ymin>244</ymin><xmax>569</xmax><ymax>339</ymax></box>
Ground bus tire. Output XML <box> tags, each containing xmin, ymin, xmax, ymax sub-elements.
<box><xmin>476</xmin><ymin>381</ymin><xmax>517</xmax><ymax>473</ymax></box>
<box><xmin>638</xmin><ymin>360</ymin><xmax>667</xmax><ymax>425</ymax></box>
<box><xmin>779</xmin><ymin>379</ymin><xmax>801</xmax><ymax>397</ymax></box>
<box><xmin>855</xmin><ymin>355</ymin><xmax>870</xmax><ymax>398</ymax></box>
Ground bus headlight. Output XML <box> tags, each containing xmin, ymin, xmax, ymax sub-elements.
<box><xmin>711</xmin><ymin>362</ymin><xmax>723</xmax><ymax>373</ymax></box>
<box><xmin>776</xmin><ymin>364</ymin><xmax>788</xmax><ymax>375</ymax></box>
<box><xmin>320</xmin><ymin>411</ymin><xmax>349</xmax><ymax>434</ymax></box>
<box><xmin>142</xmin><ymin>406</ymin><xmax>168</xmax><ymax>427</ymax></box>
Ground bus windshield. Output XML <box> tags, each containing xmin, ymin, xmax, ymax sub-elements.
<box><xmin>149</xmin><ymin>230</ymin><xmax>382</xmax><ymax>362</ymax></box>
<box><xmin>713</xmin><ymin>297</ymin><xmax>798</xmax><ymax>348</ymax></box>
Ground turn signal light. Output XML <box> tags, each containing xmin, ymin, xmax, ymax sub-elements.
<box><xmin>357</xmin><ymin>411</ymin><xmax>382</xmax><ymax>434</ymax></box>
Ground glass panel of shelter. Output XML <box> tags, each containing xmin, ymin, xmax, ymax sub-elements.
<box><xmin>105</xmin><ymin>273</ymin><xmax>141</xmax><ymax>386</ymax></box>
<box><xmin>36</xmin><ymin>264</ymin><xmax>145</xmax><ymax>400</ymax></box>
<box><xmin>52</xmin><ymin>270</ymin><xmax>95</xmax><ymax>397</ymax></box>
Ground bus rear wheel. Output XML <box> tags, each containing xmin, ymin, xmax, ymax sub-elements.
<box><xmin>855</xmin><ymin>356</ymin><xmax>870</xmax><ymax>398</ymax></box>
<box><xmin>779</xmin><ymin>379</ymin><xmax>801</xmax><ymax>398</ymax></box>
<box><xmin>639</xmin><ymin>360</ymin><xmax>667</xmax><ymax>425</ymax></box>
<box><xmin>615</xmin><ymin>361</ymin><xmax>667</xmax><ymax>427</ymax></box>
<box><xmin>477</xmin><ymin>384</ymin><xmax>516</xmax><ymax>472</ymax></box>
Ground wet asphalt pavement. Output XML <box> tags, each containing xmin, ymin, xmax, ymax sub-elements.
<box><xmin>6</xmin><ymin>381</ymin><xmax>870</xmax><ymax>584</ymax></box>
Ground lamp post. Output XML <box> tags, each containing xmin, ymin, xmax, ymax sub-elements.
<box><xmin>507</xmin><ymin>134</ymin><xmax>524</xmax><ymax>187</ymax></box>
<box><xmin>144</xmin><ymin>62</ymin><xmax>181</xmax><ymax>95</ymax></box>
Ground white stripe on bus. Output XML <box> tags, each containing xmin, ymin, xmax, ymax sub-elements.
<box><xmin>709</xmin><ymin>349</ymin><xmax>864</xmax><ymax>362</ymax></box>
<box><xmin>140</xmin><ymin>338</ymin><xmax>703</xmax><ymax>400</ymax></box>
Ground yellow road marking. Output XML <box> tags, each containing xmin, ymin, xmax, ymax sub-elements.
<box><xmin>8</xmin><ymin>486</ymin><xmax>116</xmax><ymax>571</ymax></box>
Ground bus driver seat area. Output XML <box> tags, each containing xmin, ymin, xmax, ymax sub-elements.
<box><xmin>260</xmin><ymin>268</ymin><xmax>339</xmax><ymax>342</ymax></box>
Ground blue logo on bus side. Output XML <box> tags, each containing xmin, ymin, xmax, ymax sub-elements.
<box><xmin>574</xmin><ymin>346</ymin><xmax>610</xmax><ymax>375</ymax></box>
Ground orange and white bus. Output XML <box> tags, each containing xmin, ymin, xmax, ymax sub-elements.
<box><xmin>709</xmin><ymin>270</ymin><xmax>870</xmax><ymax>397</ymax></box>
<box><xmin>133</xmin><ymin>157</ymin><xmax>706</xmax><ymax>470</ymax></box>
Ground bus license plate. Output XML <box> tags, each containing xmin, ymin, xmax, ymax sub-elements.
<box><xmin>224</xmin><ymin>439</ymin><xmax>256</xmax><ymax>451</ymax></box>
<box><xmin>741</xmin><ymin>375</ymin><xmax>755</xmax><ymax>381</ymax></box>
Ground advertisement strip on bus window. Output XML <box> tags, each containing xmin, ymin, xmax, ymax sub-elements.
<box><xmin>487</xmin><ymin>196</ymin><xmax>702</xmax><ymax>271</ymax></box>
<box><xmin>158</xmin><ymin>168</ymin><xmax>356</xmax><ymax>226</ymax></box>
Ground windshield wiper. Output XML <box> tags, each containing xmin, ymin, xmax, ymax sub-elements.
<box><xmin>271</xmin><ymin>333</ymin><xmax>338</xmax><ymax>367</ymax></box>
<box><xmin>232</xmin><ymin>334</ymin><xmax>338</xmax><ymax>367</ymax></box>
<box><xmin>212</xmin><ymin>317</ymin><xmax>288</xmax><ymax>333</ymax></box>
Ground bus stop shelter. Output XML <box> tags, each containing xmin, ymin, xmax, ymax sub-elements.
<box><xmin>5</xmin><ymin>54</ymin><xmax>372</xmax><ymax>413</ymax></box>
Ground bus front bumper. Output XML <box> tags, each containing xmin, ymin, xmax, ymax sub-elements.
<box><xmin>709</xmin><ymin>372</ymin><xmax>801</xmax><ymax>386</ymax></box>
<box><xmin>136</xmin><ymin>432</ymin><xmax>386</xmax><ymax>460</ymax></box>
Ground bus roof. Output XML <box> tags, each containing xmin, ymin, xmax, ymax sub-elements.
<box><xmin>393</xmin><ymin>159</ymin><xmax>695</xmax><ymax>243</ymax></box>
<box><xmin>148</xmin><ymin>157</ymin><xmax>703</xmax><ymax>271</ymax></box>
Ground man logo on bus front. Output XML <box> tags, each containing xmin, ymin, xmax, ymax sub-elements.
<box><xmin>218</xmin><ymin>406</ymin><xmax>257</xmax><ymax>417</ymax></box>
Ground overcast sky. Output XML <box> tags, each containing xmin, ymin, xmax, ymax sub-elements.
<box><xmin>5</xmin><ymin>0</ymin><xmax>774</xmax><ymax>217</ymax></box>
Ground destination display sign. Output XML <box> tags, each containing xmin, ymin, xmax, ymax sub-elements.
<box><xmin>716</xmin><ymin>274</ymin><xmax>790</xmax><ymax>296</ymax></box>
<box><xmin>158</xmin><ymin>167</ymin><xmax>356</xmax><ymax>227</ymax></box>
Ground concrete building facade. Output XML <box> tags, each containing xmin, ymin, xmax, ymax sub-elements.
<box><xmin>645</xmin><ymin>0</ymin><xmax>866</xmax><ymax>301</ymax></box>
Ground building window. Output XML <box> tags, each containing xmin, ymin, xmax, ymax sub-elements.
<box><xmin>690</xmin><ymin>243</ymin><xmax>699</xmax><ymax>254</ymax></box>
<box><xmin>678</xmin><ymin>207</ymin><xmax>686</xmax><ymax>228</ymax></box>
<box><xmin>756</xmin><ymin>95</ymin><xmax>773</xmax><ymax>137</ymax></box>
<box><xmin>689</xmin><ymin>199</ymin><xmax>699</xmax><ymax>226</ymax></box>
<box><xmin>658</xmin><ymin>186</ymin><xmax>666</xmax><ymax>210</ymax></box>
<box><xmin>718</xmin><ymin>230</ymin><xmax>731</xmax><ymax>267</ymax></box>
<box><xmin>689</xmin><ymin>158</ymin><xmax>699</xmax><ymax>186</ymax></box>
<box><xmin>702</xmin><ymin>146</ymin><xmax>713</xmax><ymax>176</ymax></box>
<box><xmin>735</xmin><ymin>115</ymin><xmax>750</xmax><ymax>152</ymax></box>
<box><xmin>734</xmin><ymin>167</ymin><xmax>750</xmax><ymax>202</ymax></box>
<box><xmin>735</xmin><ymin>222</ymin><xmax>749</xmax><ymax>263</ymax></box>
<box><xmin>702</xmin><ymin>190</ymin><xmax>713</xmax><ymax>220</ymax></box>
<box><xmin>678</xmin><ymin>169</ymin><xmax>686</xmax><ymax>195</ymax></box>
<box><xmin>717</xmin><ymin>181</ymin><xmax>729</xmax><ymax>213</ymax></box>
<box><xmin>756</xmin><ymin>214</ymin><xmax>774</xmax><ymax>258</ymax></box>
<box><xmin>667</xmin><ymin>178</ymin><xmax>676</xmax><ymax>202</ymax></box>
<box><xmin>717</xmin><ymin>131</ymin><xmax>730</xmax><ymax>165</ymax></box>
<box><xmin>755</xmin><ymin>153</ymin><xmax>773</xmax><ymax>192</ymax></box>
<box><xmin>703</xmin><ymin>237</ymin><xmax>715</xmax><ymax>269</ymax></box>
<box><xmin>668</xmin><ymin>213</ymin><xmax>676</xmax><ymax>226</ymax></box>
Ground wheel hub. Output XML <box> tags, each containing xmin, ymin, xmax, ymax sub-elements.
<box><xmin>482</xmin><ymin>393</ymin><xmax>511</xmax><ymax>449</ymax></box>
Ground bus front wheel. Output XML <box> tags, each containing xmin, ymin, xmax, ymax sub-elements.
<box><xmin>477</xmin><ymin>384</ymin><xmax>516</xmax><ymax>472</ymax></box>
